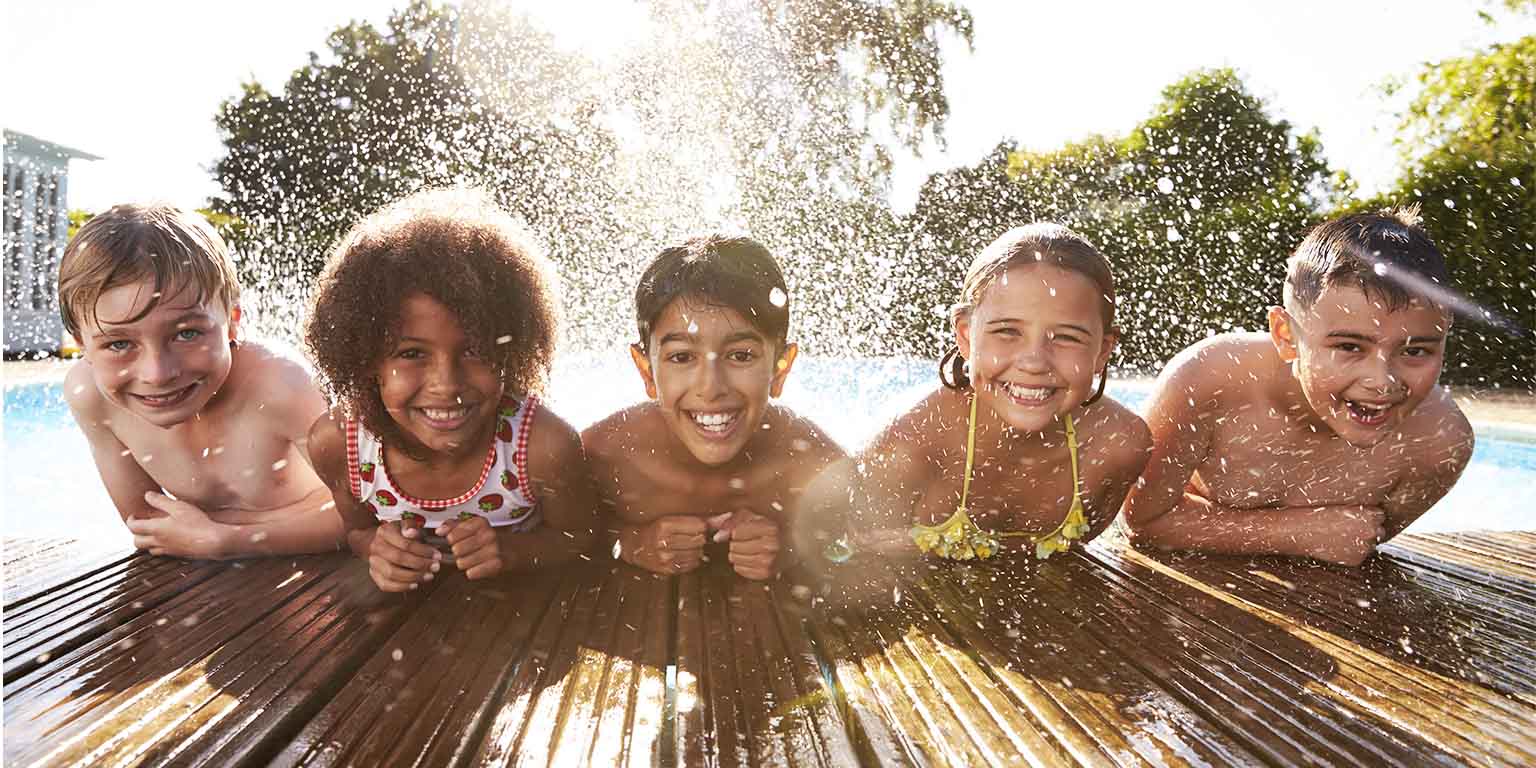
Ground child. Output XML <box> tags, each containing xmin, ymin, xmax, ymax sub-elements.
<box><xmin>1124</xmin><ymin>207</ymin><xmax>1468</xmax><ymax>568</ymax></box>
<box><xmin>304</xmin><ymin>190</ymin><xmax>596</xmax><ymax>592</ymax></box>
<box><xmin>59</xmin><ymin>203</ymin><xmax>343</xmax><ymax>558</ymax></box>
<box><xmin>851</xmin><ymin>224</ymin><xmax>1150</xmax><ymax>560</ymax></box>
<box><xmin>1123</xmin><ymin>208</ymin><xmax>1474</xmax><ymax>566</ymax></box>
<box><xmin>583</xmin><ymin>235</ymin><xmax>844</xmax><ymax>580</ymax></box>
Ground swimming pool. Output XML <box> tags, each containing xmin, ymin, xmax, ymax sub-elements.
<box><xmin>5</xmin><ymin>355</ymin><xmax>1533</xmax><ymax>541</ymax></box>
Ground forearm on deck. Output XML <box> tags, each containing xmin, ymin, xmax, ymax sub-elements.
<box><xmin>217</xmin><ymin>488</ymin><xmax>348</xmax><ymax>557</ymax></box>
<box><xmin>1128</xmin><ymin>494</ymin><xmax>1340</xmax><ymax>560</ymax></box>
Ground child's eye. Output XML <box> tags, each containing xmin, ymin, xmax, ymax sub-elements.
<box><xmin>989</xmin><ymin>327</ymin><xmax>1020</xmax><ymax>337</ymax></box>
<box><xmin>103</xmin><ymin>340</ymin><xmax>133</xmax><ymax>353</ymax></box>
<box><xmin>728</xmin><ymin>349</ymin><xmax>757</xmax><ymax>363</ymax></box>
<box><xmin>396</xmin><ymin>348</ymin><xmax>424</xmax><ymax>360</ymax></box>
<box><xmin>665</xmin><ymin>351</ymin><xmax>694</xmax><ymax>364</ymax></box>
<box><xmin>1333</xmin><ymin>343</ymin><xmax>1362</xmax><ymax>353</ymax></box>
<box><xmin>1051</xmin><ymin>333</ymin><xmax>1083</xmax><ymax>345</ymax></box>
<box><xmin>174</xmin><ymin>328</ymin><xmax>204</xmax><ymax>342</ymax></box>
<box><xmin>1403</xmin><ymin>346</ymin><xmax>1434</xmax><ymax>359</ymax></box>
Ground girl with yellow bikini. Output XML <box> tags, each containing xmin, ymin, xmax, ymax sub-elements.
<box><xmin>851</xmin><ymin>224</ymin><xmax>1151</xmax><ymax>560</ymax></box>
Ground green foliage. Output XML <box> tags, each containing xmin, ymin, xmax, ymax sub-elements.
<box><xmin>894</xmin><ymin>69</ymin><xmax>1337</xmax><ymax>370</ymax></box>
<box><xmin>1365</xmin><ymin>33</ymin><xmax>1536</xmax><ymax>387</ymax></box>
<box><xmin>66</xmin><ymin>209</ymin><xmax>94</xmax><ymax>240</ymax></box>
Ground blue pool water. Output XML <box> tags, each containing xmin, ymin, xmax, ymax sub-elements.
<box><xmin>5</xmin><ymin>355</ymin><xmax>1533</xmax><ymax>541</ymax></box>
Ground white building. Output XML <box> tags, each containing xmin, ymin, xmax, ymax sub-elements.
<box><xmin>4</xmin><ymin>129</ymin><xmax>100</xmax><ymax>355</ymax></box>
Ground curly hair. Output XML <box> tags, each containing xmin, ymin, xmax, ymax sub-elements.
<box><xmin>304</xmin><ymin>188</ymin><xmax>560</xmax><ymax>451</ymax></box>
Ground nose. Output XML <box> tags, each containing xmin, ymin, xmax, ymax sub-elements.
<box><xmin>1011</xmin><ymin>336</ymin><xmax>1052</xmax><ymax>375</ymax></box>
<box><xmin>1361</xmin><ymin>351</ymin><xmax>1400</xmax><ymax>394</ymax></box>
<box><xmin>696</xmin><ymin>353</ymin><xmax>730</xmax><ymax>400</ymax></box>
<box><xmin>425</xmin><ymin>355</ymin><xmax>466</xmax><ymax>395</ymax></box>
<box><xmin>138</xmin><ymin>346</ymin><xmax>180</xmax><ymax>386</ymax></box>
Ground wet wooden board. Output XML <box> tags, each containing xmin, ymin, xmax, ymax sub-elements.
<box><xmin>5</xmin><ymin>532</ymin><xmax>1536</xmax><ymax>766</ymax></box>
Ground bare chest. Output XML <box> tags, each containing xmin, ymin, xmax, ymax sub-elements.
<box><xmin>113</xmin><ymin>416</ymin><xmax>313</xmax><ymax>512</ymax></box>
<box><xmin>913</xmin><ymin>447</ymin><xmax>1080</xmax><ymax>533</ymax></box>
<box><xmin>1197</xmin><ymin>411</ymin><xmax>1399</xmax><ymax>507</ymax></box>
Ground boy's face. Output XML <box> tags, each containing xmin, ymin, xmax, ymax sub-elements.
<box><xmin>75</xmin><ymin>277</ymin><xmax>240</xmax><ymax>428</ymax></box>
<box><xmin>631</xmin><ymin>296</ymin><xmax>797</xmax><ymax>468</ymax></box>
<box><xmin>955</xmin><ymin>264</ymin><xmax>1115</xmax><ymax>433</ymax></box>
<box><xmin>1270</xmin><ymin>284</ymin><xmax>1449</xmax><ymax>447</ymax></box>
<box><xmin>374</xmin><ymin>293</ymin><xmax>505</xmax><ymax>459</ymax></box>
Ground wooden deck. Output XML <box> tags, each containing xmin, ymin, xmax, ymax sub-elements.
<box><xmin>4</xmin><ymin>531</ymin><xmax>1535</xmax><ymax>766</ymax></box>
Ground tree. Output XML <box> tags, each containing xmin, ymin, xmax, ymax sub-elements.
<box><xmin>894</xmin><ymin>69</ymin><xmax>1338</xmax><ymax>371</ymax></box>
<box><xmin>1362</xmin><ymin>17</ymin><xmax>1535</xmax><ymax>387</ymax></box>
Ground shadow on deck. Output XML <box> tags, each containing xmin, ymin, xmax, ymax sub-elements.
<box><xmin>4</xmin><ymin>531</ymin><xmax>1534</xmax><ymax>766</ymax></box>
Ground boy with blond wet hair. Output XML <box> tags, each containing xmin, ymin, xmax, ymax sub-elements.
<box><xmin>60</xmin><ymin>204</ymin><xmax>344</xmax><ymax>558</ymax></box>
<box><xmin>1123</xmin><ymin>208</ymin><xmax>1474</xmax><ymax>566</ymax></box>
<box><xmin>584</xmin><ymin>235</ymin><xmax>844</xmax><ymax>580</ymax></box>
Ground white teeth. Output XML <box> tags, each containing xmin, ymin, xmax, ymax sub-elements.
<box><xmin>1002</xmin><ymin>383</ymin><xmax>1053</xmax><ymax>402</ymax></box>
<box><xmin>422</xmin><ymin>406</ymin><xmax>470</xmax><ymax>422</ymax></box>
<box><xmin>690</xmin><ymin>411</ymin><xmax>738</xmax><ymax>432</ymax></box>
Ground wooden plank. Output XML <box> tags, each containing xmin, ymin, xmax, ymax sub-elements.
<box><xmin>3</xmin><ymin>537</ymin><xmax>136</xmax><ymax>606</ymax></box>
<box><xmin>274</xmin><ymin>566</ymin><xmax>570</xmax><ymax>767</ymax></box>
<box><xmin>1109</xmin><ymin>544</ymin><xmax>1536</xmax><ymax>766</ymax></box>
<box><xmin>2</xmin><ymin>554</ymin><xmax>363</xmax><ymax>766</ymax></box>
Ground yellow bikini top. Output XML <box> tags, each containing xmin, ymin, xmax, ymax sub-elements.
<box><xmin>911</xmin><ymin>392</ymin><xmax>1090</xmax><ymax>560</ymax></box>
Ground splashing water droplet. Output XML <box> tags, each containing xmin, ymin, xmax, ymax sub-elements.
<box><xmin>769</xmin><ymin>287</ymin><xmax>787</xmax><ymax>307</ymax></box>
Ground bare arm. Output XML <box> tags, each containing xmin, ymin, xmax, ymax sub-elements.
<box><xmin>1082</xmin><ymin>408</ymin><xmax>1151</xmax><ymax>542</ymax></box>
<box><xmin>1121</xmin><ymin>353</ymin><xmax>1219</xmax><ymax>536</ymax></box>
<box><xmin>1381</xmin><ymin>404</ymin><xmax>1474</xmax><ymax>540</ymax></box>
<box><xmin>64</xmin><ymin>365</ymin><xmax>163</xmax><ymax>525</ymax></box>
<box><xmin>496</xmin><ymin>406</ymin><xmax>599</xmax><ymax>571</ymax></box>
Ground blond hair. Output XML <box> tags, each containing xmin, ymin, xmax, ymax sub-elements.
<box><xmin>58</xmin><ymin>204</ymin><xmax>239</xmax><ymax>337</ymax></box>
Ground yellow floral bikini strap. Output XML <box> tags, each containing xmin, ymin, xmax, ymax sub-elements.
<box><xmin>957</xmin><ymin>389</ymin><xmax>980</xmax><ymax>513</ymax></box>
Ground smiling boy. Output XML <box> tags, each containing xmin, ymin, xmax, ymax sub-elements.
<box><xmin>59</xmin><ymin>204</ymin><xmax>344</xmax><ymax>559</ymax></box>
<box><xmin>1123</xmin><ymin>208</ymin><xmax>1474</xmax><ymax>566</ymax></box>
<box><xmin>583</xmin><ymin>235</ymin><xmax>843</xmax><ymax>579</ymax></box>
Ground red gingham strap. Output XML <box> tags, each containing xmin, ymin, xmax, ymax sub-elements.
<box><xmin>514</xmin><ymin>395</ymin><xmax>539</xmax><ymax>505</ymax></box>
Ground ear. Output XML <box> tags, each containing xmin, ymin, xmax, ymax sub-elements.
<box><xmin>952</xmin><ymin>309</ymin><xmax>973</xmax><ymax>360</ymax></box>
<box><xmin>227</xmin><ymin>304</ymin><xmax>243</xmax><ymax>343</ymax></box>
<box><xmin>629</xmin><ymin>343</ymin><xmax>658</xmax><ymax>399</ymax></box>
<box><xmin>1268</xmin><ymin>305</ymin><xmax>1298</xmax><ymax>362</ymax></box>
<box><xmin>1096</xmin><ymin>327</ymin><xmax>1119</xmax><ymax>372</ymax></box>
<box><xmin>769</xmin><ymin>343</ymin><xmax>799</xmax><ymax>398</ymax></box>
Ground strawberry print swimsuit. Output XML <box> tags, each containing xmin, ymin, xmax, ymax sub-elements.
<box><xmin>347</xmin><ymin>395</ymin><xmax>540</xmax><ymax>531</ymax></box>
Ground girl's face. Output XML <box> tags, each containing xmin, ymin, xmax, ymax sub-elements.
<box><xmin>955</xmin><ymin>263</ymin><xmax>1115</xmax><ymax>433</ymax></box>
<box><xmin>375</xmin><ymin>293</ymin><xmax>505</xmax><ymax>459</ymax></box>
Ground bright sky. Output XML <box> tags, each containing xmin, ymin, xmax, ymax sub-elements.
<box><xmin>5</xmin><ymin>0</ymin><xmax>1532</xmax><ymax>214</ymax></box>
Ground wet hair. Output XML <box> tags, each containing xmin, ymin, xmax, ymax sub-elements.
<box><xmin>58</xmin><ymin>203</ymin><xmax>239</xmax><ymax>338</ymax></box>
<box><xmin>304</xmin><ymin>188</ymin><xmax>559</xmax><ymax>452</ymax></box>
<box><xmin>1284</xmin><ymin>205</ymin><xmax>1451</xmax><ymax>313</ymax></box>
<box><xmin>940</xmin><ymin>223</ymin><xmax>1117</xmax><ymax>405</ymax></box>
<box><xmin>634</xmin><ymin>234</ymin><xmax>790</xmax><ymax>351</ymax></box>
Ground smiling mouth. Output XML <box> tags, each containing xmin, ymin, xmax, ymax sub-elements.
<box><xmin>132</xmin><ymin>382</ymin><xmax>199</xmax><ymax>408</ymax></box>
<box><xmin>1343</xmin><ymin>399</ymin><xmax>1394</xmax><ymax>426</ymax></box>
<box><xmin>995</xmin><ymin>381</ymin><xmax>1058</xmax><ymax>406</ymax></box>
<box><xmin>687</xmin><ymin>409</ymin><xmax>742</xmax><ymax>438</ymax></box>
<box><xmin>416</xmin><ymin>404</ymin><xmax>476</xmax><ymax>430</ymax></box>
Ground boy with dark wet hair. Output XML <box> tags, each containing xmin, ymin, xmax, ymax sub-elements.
<box><xmin>583</xmin><ymin>235</ymin><xmax>844</xmax><ymax>579</ymax></box>
<box><xmin>59</xmin><ymin>204</ymin><xmax>343</xmax><ymax>558</ymax></box>
<box><xmin>1123</xmin><ymin>207</ymin><xmax>1474</xmax><ymax>566</ymax></box>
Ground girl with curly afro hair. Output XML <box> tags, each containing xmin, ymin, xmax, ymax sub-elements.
<box><xmin>305</xmin><ymin>188</ymin><xmax>596</xmax><ymax>592</ymax></box>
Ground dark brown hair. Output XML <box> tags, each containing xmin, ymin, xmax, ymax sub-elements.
<box><xmin>58</xmin><ymin>204</ymin><xmax>238</xmax><ymax>337</ymax></box>
<box><xmin>1285</xmin><ymin>205</ymin><xmax>1450</xmax><ymax>313</ymax></box>
<box><xmin>940</xmin><ymin>223</ymin><xmax>1116</xmax><ymax>405</ymax></box>
<box><xmin>634</xmin><ymin>234</ymin><xmax>789</xmax><ymax>351</ymax></box>
<box><xmin>304</xmin><ymin>188</ymin><xmax>559</xmax><ymax>451</ymax></box>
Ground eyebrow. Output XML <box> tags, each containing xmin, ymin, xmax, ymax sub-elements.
<box><xmin>657</xmin><ymin>329</ymin><xmax>766</xmax><ymax>346</ymax></box>
<box><xmin>1326</xmin><ymin>331</ymin><xmax>1445</xmax><ymax>345</ymax></box>
<box><xmin>986</xmin><ymin>318</ymin><xmax>1094</xmax><ymax>336</ymax></box>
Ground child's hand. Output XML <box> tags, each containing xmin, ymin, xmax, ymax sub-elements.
<box><xmin>364</xmin><ymin>521</ymin><xmax>443</xmax><ymax>592</ymax></box>
<box><xmin>622</xmin><ymin>516</ymin><xmax>707</xmax><ymax>574</ymax></box>
<box><xmin>709</xmin><ymin>510</ymin><xmax>781</xmax><ymax>581</ymax></box>
<box><xmin>1306</xmin><ymin>505</ymin><xmax>1386</xmax><ymax>566</ymax></box>
<box><xmin>437</xmin><ymin>516</ymin><xmax>505</xmax><ymax>580</ymax></box>
<box><xmin>128</xmin><ymin>492</ymin><xmax>231</xmax><ymax>559</ymax></box>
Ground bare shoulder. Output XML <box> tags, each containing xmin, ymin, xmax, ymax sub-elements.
<box><xmin>528</xmin><ymin>400</ymin><xmax>583</xmax><ymax>460</ymax></box>
<box><xmin>1078</xmin><ymin>397</ymin><xmax>1152</xmax><ymax>467</ymax></box>
<box><xmin>864</xmin><ymin>386</ymin><xmax>952</xmax><ymax>459</ymax></box>
<box><xmin>63</xmin><ymin>360</ymin><xmax>107</xmax><ymax>421</ymax></box>
<box><xmin>306</xmin><ymin>409</ymin><xmax>349</xmax><ymax>478</ymax></box>
<box><xmin>235</xmin><ymin>340</ymin><xmax>322</xmax><ymax>398</ymax></box>
<box><xmin>1399</xmin><ymin>387</ymin><xmax>1475</xmax><ymax>470</ymax></box>
<box><xmin>581</xmin><ymin>402</ymin><xmax>660</xmax><ymax>464</ymax></box>
<box><xmin>768</xmin><ymin>403</ymin><xmax>845</xmax><ymax>459</ymax></box>
<box><xmin>1156</xmin><ymin>333</ymin><xmax>1272</xmax><ymax>401</ymax></box>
